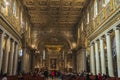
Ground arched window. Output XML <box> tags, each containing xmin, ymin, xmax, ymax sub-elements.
<box><xmin>28</xmin><ymin>26</ymin><xmax>31</xmax><ymax>38</ymax></box>
<box><xmin>13</xmin><ymin>1</ymin><xmax>16</xmax><ymax>16</ymax></box>
<box><xmin>26</xmin><ymin>22</ymin><xmax>28</xmax><ymax>31</ymax></box>
<box><xmin>81</xmin><ymin>22</ymin><xmax>83</xmax><ymax>31</ymax></box>
<box><xmin>94</xmin><ymin>0</ymin><xmax>98</xmax><ymax>17</ymax></box>
<box><xmin>15</xmin><ymin>1</ymin><xmax>20</xmax><ymax>19</ymax></box>
<box><xmin>87</xmin><ymin>12</ymin><xmax>89</xmax><ymax>24</ymax></box>
<box><xmin>1</xmin><ymin>0</ymin><xmax>5</xmax><ymax>14</ymax></box>
<box><xmin>19</xmin><ymin>49</ymin><xmax>23</xmax><ymax>57</ymax></box>
<box><xmin>20</xmin><ymin>11</ymin><xmax>24</xmax><ymax>34</ymax></box>
<box><xmin>20</xmin><ymin>11</ymin><xmax>23</xmax><ymax>28</ymax></box>
<box><xmin>1</xmin><ymin>0</ymin><xmax>9</xmax><ymax>15</ymax></box>
<box><xmin>0</xmin><ymin>0</ymin><xmax>1</xmax><ymax>7</ymax></box>
<box><xmin>78</xmin><ymin>26</ymin><xmax>80</xmax><ymax>39</ymax></box>
<box><xmin>105</xmin><ymin>0</ymin><xmax>110</xmax><ymax>5</ymax></box>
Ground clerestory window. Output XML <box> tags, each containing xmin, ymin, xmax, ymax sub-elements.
<box><xmin>94</xmin><ymin>0</ymin><xmax>98</xmax><ymax>17</ymax></box>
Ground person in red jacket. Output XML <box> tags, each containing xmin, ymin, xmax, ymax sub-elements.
<box><xmin>51</xmin><ymin>70</ymin><xmax>55</xmax><ymax>79</ymax></box>
<box><xmin>98</xmin><ymin>73</ymin><xmax>102</xmax><ymax>80</ymax></box>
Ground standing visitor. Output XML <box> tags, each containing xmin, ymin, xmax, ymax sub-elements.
<box><xmin>98</xmin><ymin>73</ymin><xmax>102</xmax><ymax>80</ymax></box>
<box><xmin>51</xmin><ymin>70</ymin><xmax>55</xmax><ymax>79</ymax></box>
<box><xmin>44</xmin><ymin>70</ymin><xmax>49</xmax><ymax>80</ymax></box>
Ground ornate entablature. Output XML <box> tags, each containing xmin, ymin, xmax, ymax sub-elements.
<box><xmin>0</xmin><ymin>16</ymin><xmax>21</xmax><ymax>41</ymax></box>
<box><xmin>87</xmin><ymin>0</ymin><xmax>120</xmax><ymax>40</ymax></box>
<box><xmin>88</xmin><ymin>9</ymin><xmax>120</xmax><ymax>41</ymax></box>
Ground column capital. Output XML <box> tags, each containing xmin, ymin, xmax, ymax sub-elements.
<box><xmin>117</xmin><ymin>24</ymin><xmax>120</xmax><ymax>27</ymax></box>
<box><xmin>113</xmin><ymin>26</ymin><xmax>120</xmax><ymax>30</ymax></box>
<box><xmin>105</xmin><ymin>32</ymin><xmax>111</xmax><ymax>36</ymax></box>
<box><xmin>99</xmin><ymin>35</ymin><xmax>106</xmax><ymax>40</ymax></box>
<box><xmin>90</xmin><ymin>42</ymin><xmax>94</xmax><ymax>46</ymax></box>
<box><xmin>105</xmin><ymin>29</ymin><xmax>113</xmax><ymax>36</ymax></box>
<box><xmin>10</xmin><ymin>38</ymin><xmax>14</xmax><ymax>42</ymax></box>
<box><xmin>0</xmin><ymin>33</ymin><xmax>3</xmax><ymax>38</ymax></box>
<box><xmin>95</xmin><ymin>39</ymin><xmax>99</xmax><ymax>43</ymax></box>
<box><xmin>0</xmin><ymin>32</ymin><xmax>5</xmax><ymax>37</ymax></box>
<box><xmin>0</xmin><ymin>30</ymin><xmax>3</xmax><ymax>34</ymax></box>
<box><xmin>99</xmin><ymin>36</ymin><xmax>104</xmax><ymax>40</ymax></box>
<box><xmin>15</xmin><ymin>41</ymin><xmax>18</xmax><ymax>45</ymax></box>
<box><xmin>4</xmin><ymin>34</ymin><xmax>9</xmax><ymax>39</ymax></box>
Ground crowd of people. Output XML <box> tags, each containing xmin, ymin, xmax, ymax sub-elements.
<box><xmin>43</xmin><ymin>70</ymin><xmax>64</xmax><ymax>80</ymax></box>
<box><xmin>69</xmin><ymin>71</ymin><xmax>110</xmax><ymax>80</ymax></box>
<box><xmin>41</xmin><ymin>69</ymin><xmax>111</xmax><ymax>80</ymax></box>
<box><xmin>0</xmin><ymin>70</ymin><xmax>116</xmax><ymax>80</ymax></box>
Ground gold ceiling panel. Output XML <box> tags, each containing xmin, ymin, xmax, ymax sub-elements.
<box><xmin>39</xmin><ymin>0</ymin><xmax>48</xmax><ymax>6</ymax></box>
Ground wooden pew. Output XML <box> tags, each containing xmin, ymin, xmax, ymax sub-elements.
<box><xmin>0</xmin><ymin>77</ymin><xmax>2</xmax><ymax>80</ymax></box>
<box><xmin>116</xmin><ymin>78</ymin><xmax>120</xmax><ymax>80</ymax></box>
<box><xmin>23</xmin><ymin>75</ymin><xmax>35</xmax><ymax>80</ymax></box>
<box><xmin>107</xmin><ymin>77</ymin><xmax>117</xmax><ymax>80</ymax></box>
<box><xmin>35</xmin><ymin>76</ymin><xmax>45</xmax><ymax>80</ymax></box>
<box><xmin>7</xmin><ymin>76</ymin><xmax>18</xmax><ymax>80</ymax></box>
<box><xmin>76</xmin><ymin>77</ymin><xmax>85</xmax><ymax>80</ymax></box>
<box><xmin>0</xmin><ymin>74</ymin><xmax>45</xmax><ymax>80</ymax></box>
<box><xmin>89</xmin><ymin>76</ymin><xmax>96</xmax><ymax>80</ymax></box>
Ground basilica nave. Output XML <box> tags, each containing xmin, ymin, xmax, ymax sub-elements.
<box><xmin>0</xmin><ymin>0</ymin><xmax>120</xmax><ymax>79</ymax></box>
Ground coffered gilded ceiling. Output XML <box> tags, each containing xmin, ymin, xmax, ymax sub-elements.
<box><xmin>22</xmin><ymin>0</ymin><xmax>87</xmax><ymax>50</ymax></box>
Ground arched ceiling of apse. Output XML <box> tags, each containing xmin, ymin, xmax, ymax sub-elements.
<box><xmin>36</xmin><ymin>34</ymin><xmax>72</xmax><ymax>51</ymax></box>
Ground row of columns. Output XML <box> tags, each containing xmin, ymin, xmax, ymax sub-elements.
<box><xmin>22</xmin><ymin>49</ymin><xmax>31</xmax><ymax>73</ymax></box>
<box><xmin>76</xmin><ymin>49</ymin><xmax>86</xmax><ymax>73</ymax></box>
<box><xmin>0</xmin><ymin>31</ymin><xmax>19</xmax><ymax>75</ymax></box>
<box><xmin>90</xmin><ymin>26</ymin><xmax>120</xmax><ymax>77</ymax></box>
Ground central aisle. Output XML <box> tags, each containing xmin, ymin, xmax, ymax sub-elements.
<box><xmin>47</xmin><ymin>77</ymin><xmax>60</xmax><ymax>80</ymax></box>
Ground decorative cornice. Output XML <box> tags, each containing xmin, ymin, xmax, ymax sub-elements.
<box><xmin>0</xmin><ymin>13</ymin><xmax>21</xmax><ymax>42</ymax></box>
<box><xmin>88</xmin><ymin>7</ymin><xmax>120</xmax><ymax>41</ymax></box>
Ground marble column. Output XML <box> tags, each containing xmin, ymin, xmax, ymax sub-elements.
<box><xmin>64</xmin><ymin>54</ymin><xmax>67</xmax><ymax>70</ymax></box>
<box><xmin>83</xmin><ymin>49</ymin><xmax>87</xmax><ymax>71</ymax></box>
<box><xmin>83</xmin><ymin>51</ymin><xmax>85</xmax><ymax>71</ymax></box>
<box><xmin>22</xmin><ymin>48</ymin><xmax>27</xmax><ymax>73</ymax></box>
<box><xmin>13</xmin><ymin>43</ymin><xmax>18</xmax><ymax>75</ymax></box>
<box><xmin>72</xmin><ymin>54</ymin><xmax>77</xmax><ymax>72</ymax></box>
<box><xmin>100</xmin><ymin>37</ymin><xmax>106</xmax><ymax>74</ymax></box>
<box><xmin>95</xmin><ymin>41</ymin><xmax>100</xmax><ymax>74</ymax></box>
<box><xmin>76</xmin><ymin>53</ymin><xmax>79</xmax><ymax>72</ymax></box>
<box><xmin>106</xmin><ymin>33</ymin><xmax>114</xmax><ymax>77</ymax></box>
<box><xmin>90</xmin><ymin>43</ymin><xmax>95</xmax><ymax>75</ymax></box>
<box><xmin>114</xmin><ymin>27</ymin><xmax>120</xmax><ymax>77</ymax></box>
<box><xmin>3</xmin><ymin>36</ymin><xmax>10</xmax><ymax>74</ymax></box>
<box><xmin>0</xmin><ymin>32</ymin><xmax>4</xmax><ymax>74</ymax></box>
<box><xmin>8</xmin><ymin>39</ymin><xmax>15</xmax><ymax>75</ymax></box>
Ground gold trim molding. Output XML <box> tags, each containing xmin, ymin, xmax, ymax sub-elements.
<box><xmin>88</xmin><ymin>7</ymin><xmax>120</xmax><ymax>41</ymax></box>
<box><xmin>0</xmin><ymin>14</ymin><xmax>21</xmax><ymax>41</ymax></box>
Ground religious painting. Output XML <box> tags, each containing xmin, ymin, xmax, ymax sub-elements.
<box><xmin>50</xmin><ymin>58</ymin><xmax>56</xmax><ymax>69</ymax></box>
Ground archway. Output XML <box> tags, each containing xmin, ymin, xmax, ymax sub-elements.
<box><xmin>32</xmin><ymin>34</ymin><xmax>73</xmax><ymax>72</ymax></box>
